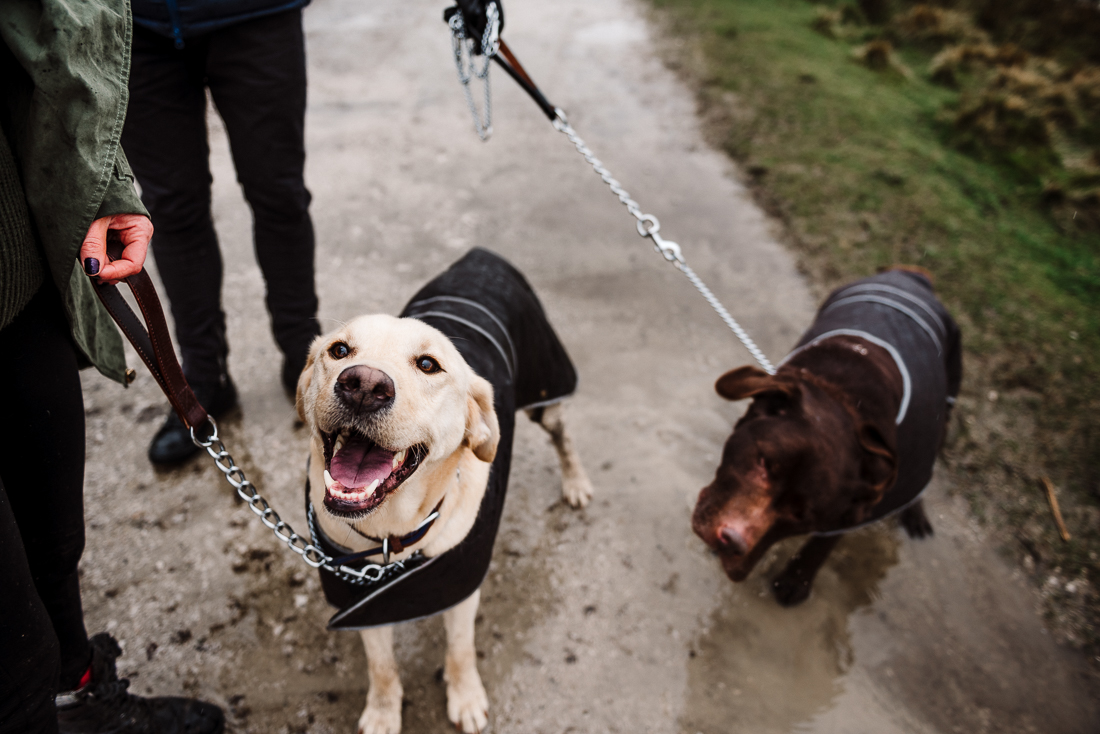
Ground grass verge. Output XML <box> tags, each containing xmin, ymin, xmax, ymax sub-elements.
<box><xmin>646</xmin><ymin>0</ymin><xmax>1099</xmax><ymax>657</ymax></box>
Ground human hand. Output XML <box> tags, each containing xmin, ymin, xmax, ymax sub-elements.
<box><xmin>79</xmin><ymin>214</ymin><xmax>153</xmax><ymax>285</ymax></box>
<box><xmin>444</xmin><ymin>0</ymin><xmax>504</xmax><ymax>55</ymax></box>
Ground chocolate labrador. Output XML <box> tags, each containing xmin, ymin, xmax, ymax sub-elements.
<box><xmin>692</xmin><ymin>267</ymin><xmax>961</xmax><ymax>605</ymax></box>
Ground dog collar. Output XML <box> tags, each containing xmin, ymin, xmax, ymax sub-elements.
<box><xmin>306</xmin><ymin>486</ymin><xmax>444</xmax><ymax>567</ymax></box>
<box><xmin>334</xmin><ymin>495</ymin><xmax>445</xmax><ymax>565</ymax></box>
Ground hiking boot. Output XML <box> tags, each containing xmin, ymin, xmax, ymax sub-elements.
<box><xmin>148</xmin><ymin>377</ymin><xmax>238</xmax><ymax>466</ymax></box>
<box><xmin>56</xmin><ymin>633</ymin><xmax>224</xmax><ymax>734</ymax></box>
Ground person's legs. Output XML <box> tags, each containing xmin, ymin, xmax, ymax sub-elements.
<box><xmin>0</xmin><ymin>485</ymin><xmax>61</xmax><ymax>734</ymax></box>
<box><xmin>0</xmin><ymin>288</ymin><xmax>227</xmax><ymax>733</ymax></box>
<box><xmin>123</xmin><ymin>26</ymin><xmax>238</xmax><ymax>464</ymax></box>
<box><xmin>0</xmin><ymin>287</ymin><xmax>87</xmax><ymax>734</ymax></box>
<box><xmin>206</xmin><ymin>9</ymin><xmax>320</xmax><ymax>389</ymax></box>
<box><xmin>122</xmin><ymin>26</ymin><xmax>229</xmax><ymax>387</ymax></box>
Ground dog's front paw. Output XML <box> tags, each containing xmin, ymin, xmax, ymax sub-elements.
<box><xmin>772</xmin><ymin>573</ymin><xmax>813</xmax><ymax>607</ymax></box>
<box><xmin>900</xmin><ymin>501</ymin><xmax>934</xmax><ymax>539</ymax></box>
<box><xmin>358</xmin><ymin>706</ymin><xmax>401</xmax><ymax>734</ymax></box>
<box><xmin>446</xmin><ymin>672</ymin><xmax>489</xmax><ymax>733</ymax></box>
<box><xmin>562</xmin><ymin>471</ymin><xmax>593</xmax><ymax>509</ymax></box>
<box><xmin>358</xmin><ymin>692</ymin><xmax>402</xmax><ymax>734</ymax></box>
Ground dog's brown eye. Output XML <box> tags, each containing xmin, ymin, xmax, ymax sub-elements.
<box><xmin>329</xmin><ymin>342</ymin><xmax>350</xmax><ymax>360</ymax></box>
<box><xmin>416</xmin><ymin>356</ymin><xmax>442</xmax><ymax>374</ymax></box>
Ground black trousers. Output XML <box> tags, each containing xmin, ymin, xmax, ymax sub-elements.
<box><xmin>0</xmin><ymin>287</ymin><xmax>91</xmax><ymax>734</ymax></box>
<box><xmin>122</xmin><ymin>10</ymin><xmax>320</xmax><ymax>385</ymax></box>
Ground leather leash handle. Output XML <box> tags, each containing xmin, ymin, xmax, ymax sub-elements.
<box><xmin>90</xmin><ymin>237</ymin><xmax>211</xmax><ymax>437</ymax></box>
<box><xmin>493</xmin><ymin>40</ymin><xmax>559</xmax><ymax>121</ymax></box>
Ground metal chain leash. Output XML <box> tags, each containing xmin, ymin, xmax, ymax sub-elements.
<box><xmin>550</xmin><ymin>111</ymin><xmax>777</xmax><ymax>374</ymax></box>
<box><xmin>189</xmin><ymin>418</ymin><xmax>412</xmax><ymax>583</ymax></box>
<box><xmin>449</xmin><ymin>4</ymin><xmax>501</xmax><ymax>141</ymax></box>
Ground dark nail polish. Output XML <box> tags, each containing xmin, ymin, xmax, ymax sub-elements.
<box><xmin>83</xmin><ymin>258</ymin><xmax>100</xmax><ymax>276</ymax></box>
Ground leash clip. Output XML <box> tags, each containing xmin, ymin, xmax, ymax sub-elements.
<box><xmin>189</xmin><ymin>415</ymin><xmax>218</xmax><ymax>447</ymax></box>
<box><xmin>652</xmin><ymin>234</ymin><xmax>683</xmax><ymax>264</ymax></box>
<box><xmin>636</xmin><ymin>215</ymin><xmax>683</xmax><ymax>263</ymax></box>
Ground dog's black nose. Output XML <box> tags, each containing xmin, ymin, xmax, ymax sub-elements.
<box><xmin>335</xmin><ymin>365</ymin><xmax>395</xmax><ymax>414</ymax></box>
<box><xmin>718</xmin><ymin>526</ymin><xmax>749</xmax><ymax>556</ymax></box>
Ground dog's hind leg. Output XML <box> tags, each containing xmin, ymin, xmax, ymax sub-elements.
<box><xmin>443</xmin><ymin>589</ymin><xmax>489</xmax><ymax>734</ymax></box>
<box><xmin>527</xmin><ymin>403</ymin><xmax>593</xmax><ymax>508</ymax></box>
<box><xmin>772</xmin><ymin>534</ymin><xmax>842</xmax><ymax>607</ymax></box>
<box><xmin>357</xmin><ymin>626</ymin><xmax>403</xmax><ymax>734</ymax></box>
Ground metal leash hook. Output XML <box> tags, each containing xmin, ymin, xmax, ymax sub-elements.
<box><xmin>543</xmin><ymin>106</ymin><xmax>776</xmax><ymax>374</ymax></box>
<box><xmin>636</xmin><ymin>214</ymin><xmax>684</xmax><ymax>264</ymax></box>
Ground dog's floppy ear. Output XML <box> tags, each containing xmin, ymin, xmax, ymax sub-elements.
<box><xmin>464</xmin><ymin>373</ymin><xmax>500</xmax><ymax>463</ymax></box>
<box><xmin>715</xmin><ymin>366</ymin><xmax>799</xmax><ymax>401</ymax></box>
<box><xmin>295</xmin><ymin>337</ymin><xmax>324</xmax><ymax>423</ymax></box>
<box><xmin>838</xmin><ymin>424</ymin><xmax>898</xmax><ymax>526</ymax></box>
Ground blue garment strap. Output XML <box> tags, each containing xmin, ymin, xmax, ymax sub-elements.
<box><xmin>164</xmin><ymin>0</ymin><xmax>185</xmax><ymax>48</ymax></box>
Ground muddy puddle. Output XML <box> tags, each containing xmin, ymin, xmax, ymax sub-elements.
<box><xmin>679</xmin><ymin>487</ymin><xmax>1098</xmax><ymax>734</ymax></box>
<box><xmin>682</xmin><ymin>528</ymin><xmax>900</xmax><ymax>734</ymax></box>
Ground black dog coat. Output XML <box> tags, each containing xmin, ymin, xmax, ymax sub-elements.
<box><xmin>781</xmin><ymin>270</ymin><xmax>961</xmax><ymax>534</ymax></box>
<box><xmin>308</xmin><ymin>248</ymin><xmax>577</xmax><ymax>629</ymax></box>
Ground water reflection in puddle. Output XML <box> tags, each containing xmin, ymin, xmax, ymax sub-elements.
<box><xmin>682</xmin><ymin>525</ymin><xmax>899</xmax><ymax>734</ymax></box>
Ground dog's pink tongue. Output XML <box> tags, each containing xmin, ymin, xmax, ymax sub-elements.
<box><xmin>330</xmin><ymin>436</ymin><xmax>394</xmax><ymax>489</ymax></box>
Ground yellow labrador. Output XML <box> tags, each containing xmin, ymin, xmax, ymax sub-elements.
<box><xmin>297</xmin><ymin>312</ymin><xmax>591</xmax><ymax>734</ymax></box>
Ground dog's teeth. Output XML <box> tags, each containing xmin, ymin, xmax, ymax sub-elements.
<box><xmin>393</xmin><ymin>449</ymin><xmax>407</xmax><ymax>470</ymax></box>
<box><xmin>366</xmin><ymin>479</ymin><xmax>380</xmax><ymax>496</ymax></box>
<box><xmin>323</xmin><ymin>470</ymin><xmax>335</xmax><ymax>489</ymax></box>
<box><xmin>334</xmin><ymin>435</ymin><xmax>345</xmax><ymax>452</ymax></box>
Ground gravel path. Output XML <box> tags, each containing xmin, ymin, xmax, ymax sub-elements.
<box><xmin>80</xmin><ymin>1</ymin><xmax>1097</xmax><ymax>731</ymax></box>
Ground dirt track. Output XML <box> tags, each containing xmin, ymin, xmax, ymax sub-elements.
<box><xmin>80</xmin><ymin>0</ymin><xmax>1098</xmax><ymax>731</ymax></box>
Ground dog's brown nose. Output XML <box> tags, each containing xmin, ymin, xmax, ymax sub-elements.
<box><xmin>335</xmin><ymin>365</ymin><xmax>395</xmax><ymax>414</ymax></box>
<box><xmin>718</xmin><ymin>526</ymin><xmax>749</xmax><ymax>556</ymax></box>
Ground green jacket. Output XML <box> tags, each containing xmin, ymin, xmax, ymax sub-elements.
<box><xmin>1</xmin><ymin>0</ymin><xmax>148</xmax><ymax>384</ymax></box>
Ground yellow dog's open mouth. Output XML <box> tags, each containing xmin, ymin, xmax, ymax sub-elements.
<box><xmin>320</xmin><ymin>429</ymin><xmax>426</xmax><ymax>516</ymax></box>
